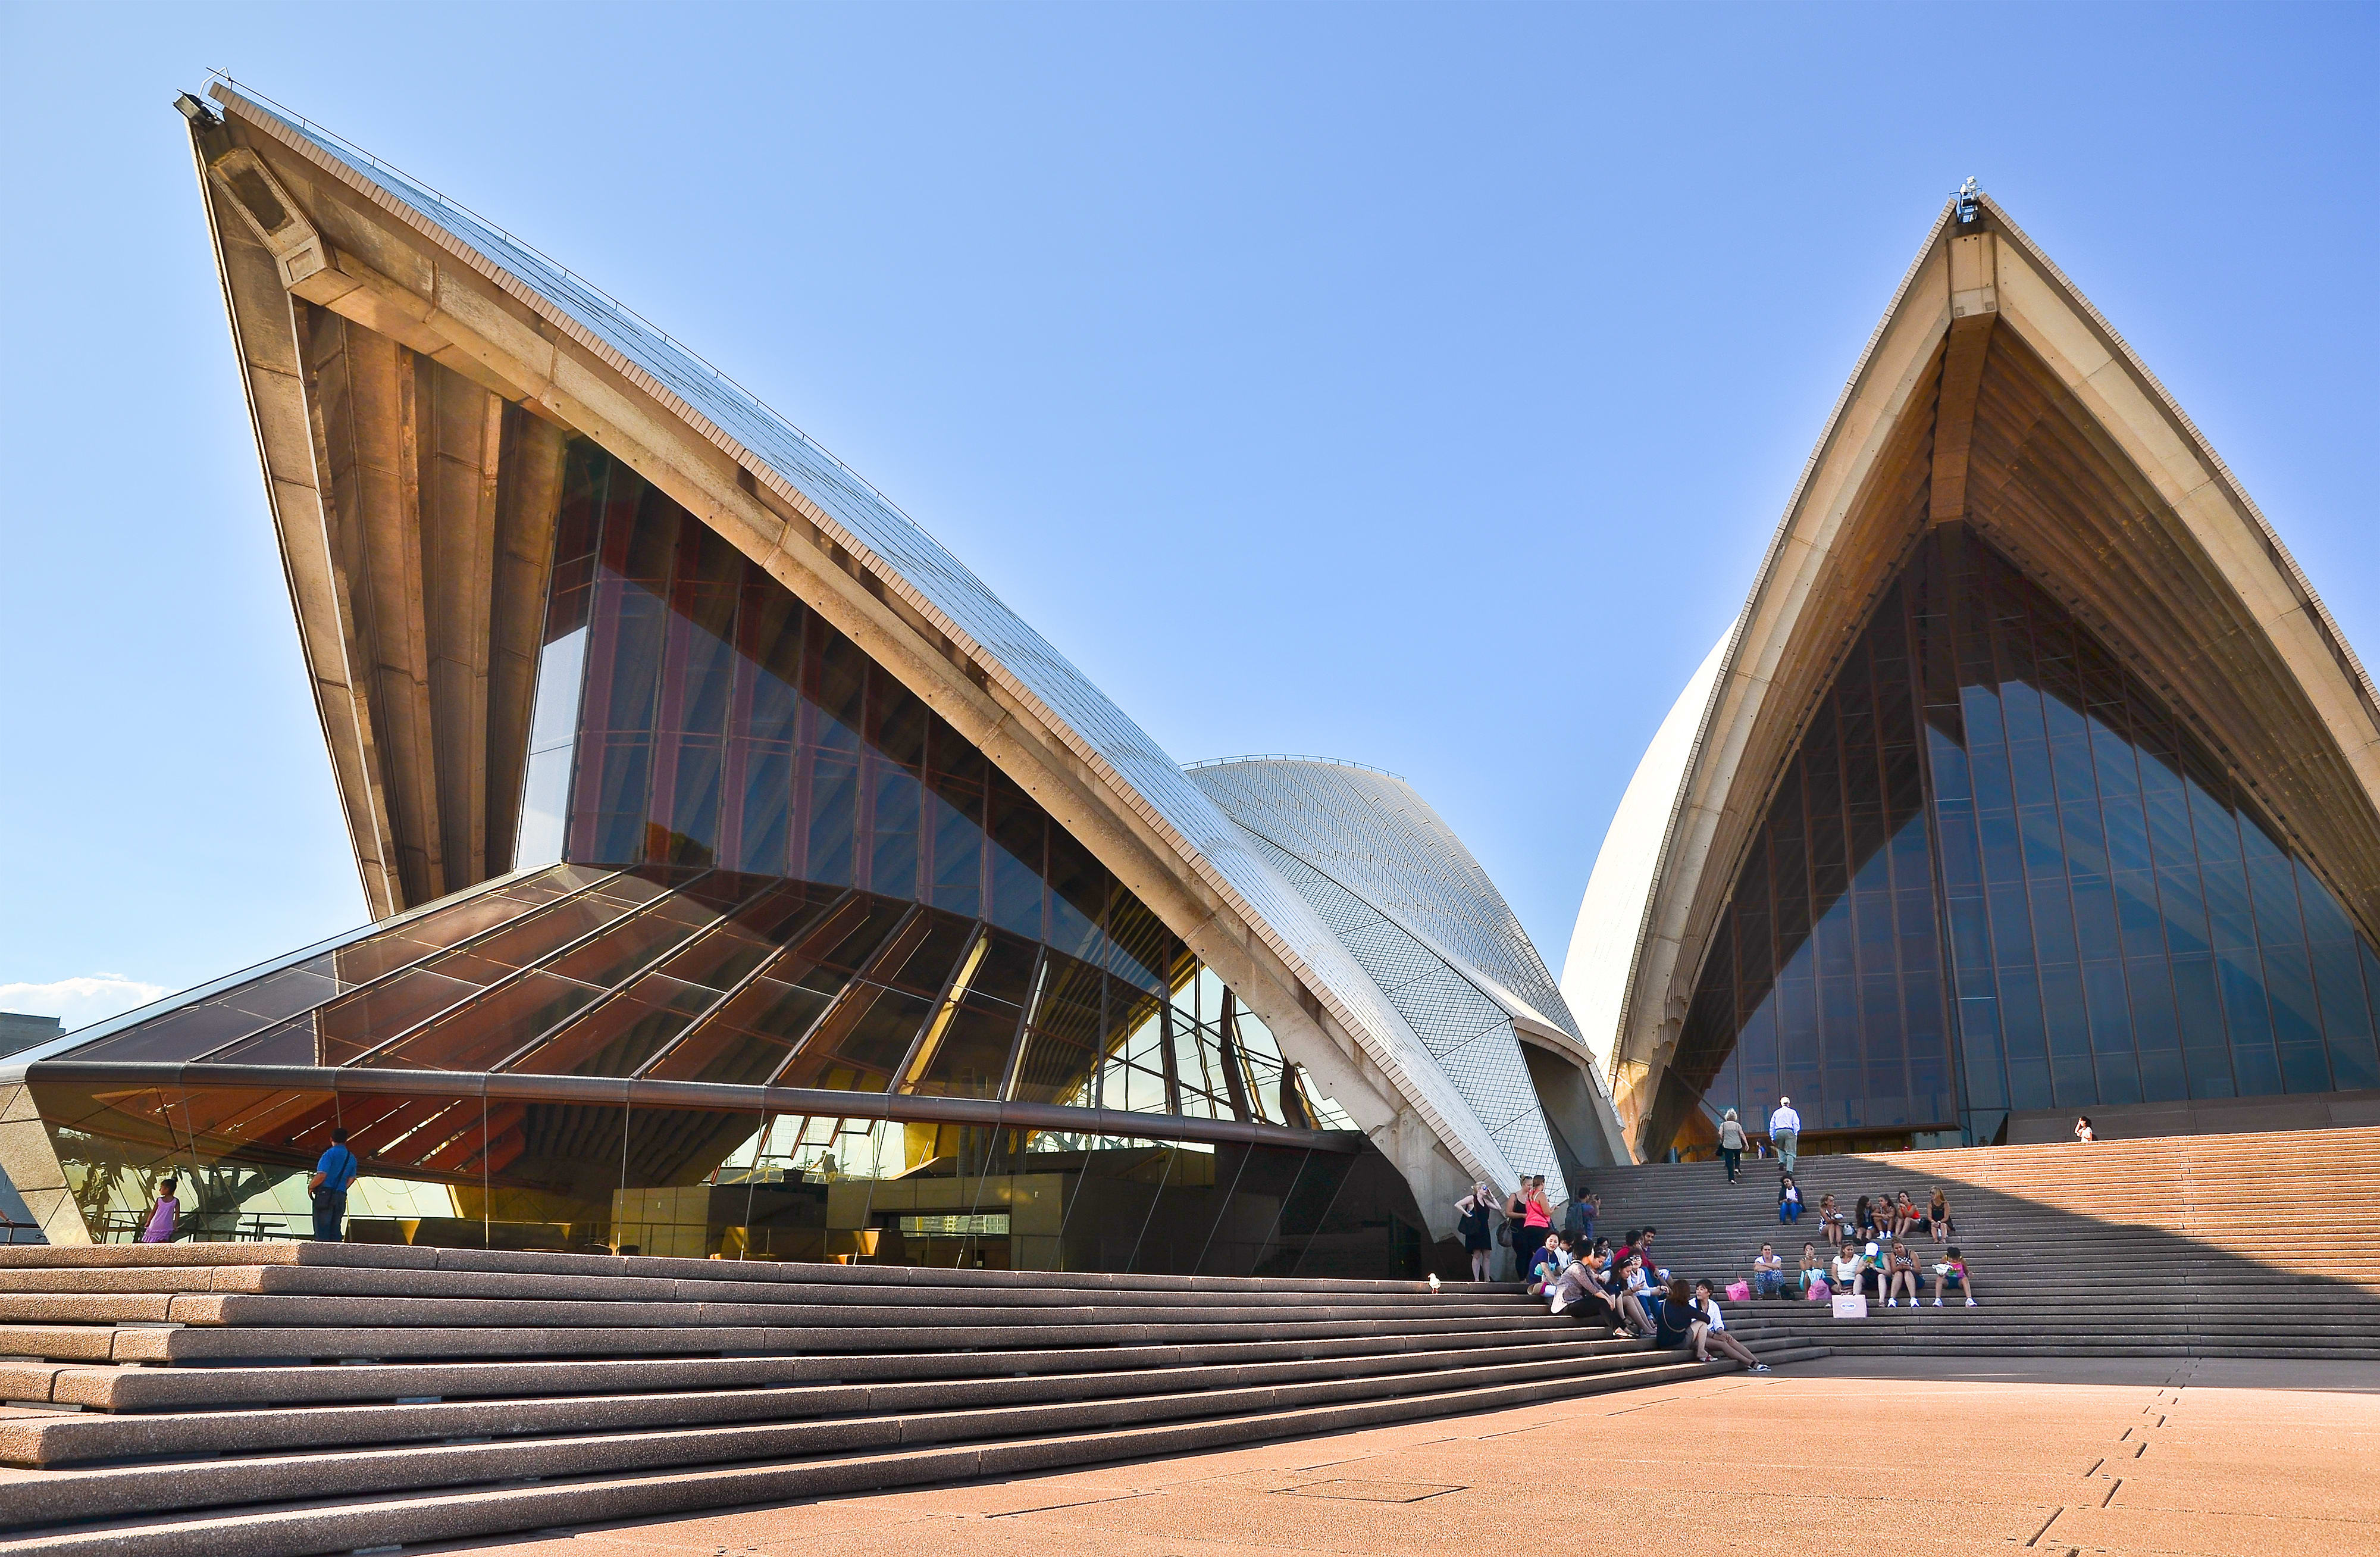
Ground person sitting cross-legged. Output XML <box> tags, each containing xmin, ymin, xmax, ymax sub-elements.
<box><xmin>1686</xmin><ymin>1279</ymin><xmax>1771</xmax><ymax>1372</ymax></box>
<box><xmin>1930</xmin><ymin>1246</ymin><xmax>1981</xmax><ymax>1307</ymax></box>
<box><xmin>1751</xmin><ymin>1242</ymin><xmax>1786</xmax><ymax>1299</ymax></box>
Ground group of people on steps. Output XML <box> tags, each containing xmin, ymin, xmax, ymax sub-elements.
<box><xmin>1454</xmin><ymin>1180</ymin><xmax>1770</xmax><ymax>1372</ymax></box>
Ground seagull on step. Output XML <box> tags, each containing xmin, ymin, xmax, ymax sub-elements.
<box><xmin>1427</xmin><ymin>1273</ymin><xmax>1442</xmax><ymax>1294</ymax></box>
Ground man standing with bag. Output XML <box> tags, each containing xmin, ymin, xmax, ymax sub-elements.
<box><xmin>309</xmin><ymin>1126</ymin><xmax>360</xmax><ymax>1243</ymax></box>
<box><xmin>1768</xmin><ymin>1096</ymin><xmax>1802</xmax><ymax>1174</ymax></box>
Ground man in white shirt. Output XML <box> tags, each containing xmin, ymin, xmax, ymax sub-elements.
<box><xmin>1768</xmin><ymin>1098</ymin><xmax>1802</xmax><ymax>1173</ymax></box>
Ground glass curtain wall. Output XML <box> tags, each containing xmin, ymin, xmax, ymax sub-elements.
<box><xmin>1678</xmin><ymin>524</ymin><xmax>2380</xmax><ymax>1150</ymax></box>
<box><xmin>40</xmin><ymin>439</ymin><xmax>1407</xmax><ymax>1267</ymax></box>
<box><xmin>1914</xmin><ymin>527</ymin><xmax>2380</xmax><ymax>1136</ymax></box>
<box><xmin>1669</xmin><ymin>565</ymin><xmax>1955</xmax><ymax>1138</ymax></box>
<box><xmin>39</xmin><ymin>863</ymin><xmax>1375</xmax><ymax>1265</ymax></box>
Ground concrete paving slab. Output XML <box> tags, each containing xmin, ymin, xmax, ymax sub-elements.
<box><xmin>406</xmin><ymin>1359</ymin><xmax>2380</xmax><ymax>1557</ymax></box>
<box><xmin>2043</xmin><ymin>1503</ymin><xmax>2380</xmax><ymax>1556</ymax></box>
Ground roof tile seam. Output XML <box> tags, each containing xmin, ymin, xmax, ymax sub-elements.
<box><xmin>1190</xmin><ymin>762</ymin><xmax>1580</xmax><ymax>1033</ymax></box>
<box><xmin>1192</xmin><ymin>765</ymin><xmax>1586</xmax><ymax>1045</ymax></box>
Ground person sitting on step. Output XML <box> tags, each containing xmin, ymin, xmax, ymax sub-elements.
<box><xmin>1778</xmin><ymin>1174</ymin><xmax>1803</xmax><ymax>1225</ymax></box>
<box><xmin>1526</xmin><ymin>1230</ymin><xmax>1571</xmax><ymax>1296</ymax></box>
<box><xmin>1635</xmin><ymin>1227</ymin><xmax>1670</xmax><ymax>1284</ymax></box>
<box><xmin>1549</xmin><ymin>1246</ymin><xmax>1624</xmax><ymax>1331</ymax></box>
<box><xmin>1883</xmin><ymin>1239</ymin><xmax>1921</xmax><ymax>1306</ymax></box>
<box><xmin>1797</xmin><ymin>1243</ymin><xmax>1826</xmax><ymax>1298</ymax></box>
<box><xmin>1852</xmin><ymin>1196</ymin><xmax>1875</xmax><ymax>1245</ymax></box>
<box><xmin>1609</xmin><ymin>1257</ymin><xmax>1666</xmax><ymax>1343</ymax></box>
<box><xmin>1620</xmin><ymin>1252</ymin><xmax>1665</xmax><ymax>1322</ymax></box>
<box><xmin>1893</xmin><ymin>1192</ymin><xmax>1921</xmax><ymax>1239</ymax></box>
<box><xmin>1752</xmin><ymin>1241</ymin><xmax>1786</xmax><ymax>1299</ymax></box>
<box><xmin>1930</xmin><ymin>1246</ymin><xmax>1981</xmax><ymax>1307</ymax></box>
<box><xmin>1686</xmin><ymin>1279</ymin><xmax>1771</xmax><ymax>1372</ymax></box>
<box><xmin>1818</xmin><ymin>1193</ymin><xmax>1847</xmax><ymax>1248</ymax></box>
<box><xmin>1615</xmin><ymin>1227</ymin><xmax>1643</xmax><ymax>1271</ymax></box>
<box><xmin>1827</xmin><ymin>1243</ymin><xmax>1864</xmax><ymax>1299</ymax></box>
<box><xmin>1925</xmin><ymin>1188</ymin><xmax>1953</xmax><ymax>1242</ymax></box>
<box><xmin>1652</xmin><ymin>1278</ymin><xmax>1702</xmax><ymax>1351</ymax></box>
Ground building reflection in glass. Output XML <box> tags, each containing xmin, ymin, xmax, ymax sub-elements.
<box><xmin>1678</xmin><ymin>525</ymin><xmax>2380</xmax><ymax>1146</ymax></box>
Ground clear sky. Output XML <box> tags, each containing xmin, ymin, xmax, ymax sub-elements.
<box><xmin>1</xmin><ymin>1</ymin><xmax>2372</xmax><ymax>1030</ymax></box>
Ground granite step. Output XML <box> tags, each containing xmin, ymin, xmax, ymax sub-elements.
<box><xmin>0</xmin><ymin>1342</ymin><xmax>1827</xmax><ymax>1557</ymax></box>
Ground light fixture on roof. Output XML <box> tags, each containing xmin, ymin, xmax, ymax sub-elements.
<box><xmin>1955</xmin><ymin>176</ymin><xmax>1982</xmax><ymax>227</ymax></box>
<box><xmin>173</xmin><ymin>92</ymin><xmax>220</xmax><ymax>127</ymax></box>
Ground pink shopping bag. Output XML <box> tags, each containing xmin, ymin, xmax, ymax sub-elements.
<box><xmin>1725</xmin><ymin>1281</ymin><xmax>1750</xmax><ymax>1302</ymax></box>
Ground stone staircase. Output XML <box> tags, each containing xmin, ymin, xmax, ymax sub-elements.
<box><xmin>1580</xmin><ymin>1124</ymin><xmax>2380</xmax><ymax>1362</ymax></box>
<box><xmin>0</xmin><ymin>1242</ymin><xmax>1821</xmax><ymax>1556</ymax></box>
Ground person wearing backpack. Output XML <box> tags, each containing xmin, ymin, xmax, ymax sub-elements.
<box><xmin>1717</xmin><ymin>1108</ymin><xmax>1748</xmax><ymax>1182</ymax></box>
<box><xmin>309</xmin><ymin>1127</ymin><xmax>361</xmax><ymax>1242</ymax></box>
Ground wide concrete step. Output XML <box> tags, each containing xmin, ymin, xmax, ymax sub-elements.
<box><xmin>0</xmin><ymin>1245</ymin><xmax>1825</xmax><ymax>1554</ymax></box>
<box><xmin>0</xmin><ymin>1291</ymin><xmax>1544</xmax><ymax>1328</ymax></box>
<box><xmin>0</xmin><ymin>1308</ymin><xmax>1613</xmax><ymax>1365</ymax></box>
<box><xmin>0</xmin><ymin>1342</ymin><xmax>1827</xmax><ymax>1557</ymax></box>
<box><xmin>0</xmin><ymin>1258</ymin><xmax>1525</xmax><ymax>1310</ymax></box>
<box><xmin>0</xmin><ymin>1325</ymin><xmax>1826</xmax><ymax>1472</ymax></box>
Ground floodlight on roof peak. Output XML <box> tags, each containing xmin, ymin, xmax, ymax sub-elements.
<box><xmin>1955</xmin><ymin>176</ymin><xmax>1982</xmax><ymax>227</ymax></box>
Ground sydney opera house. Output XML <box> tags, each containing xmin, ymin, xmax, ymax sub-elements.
<box><xmin>1</xmin><ymin>86</ymin><xmax>2373</xmax><ymax>1273</ymax></box>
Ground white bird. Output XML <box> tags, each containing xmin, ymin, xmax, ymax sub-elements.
<box><xmin>1427</xmin><ymin>1273</ymin><xmax>1442</xmax><ymax>1294</ymax></box>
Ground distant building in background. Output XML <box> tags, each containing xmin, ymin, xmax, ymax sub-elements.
<box><xmin>0</xmin><ymin>1014</ymin><xmax>55</xmax><ymax>1240</ymax></box>
<box><xmin>0</xmin><ymin>1012</ymin><xmax>64</xmax><ymax>1062</ymax></box>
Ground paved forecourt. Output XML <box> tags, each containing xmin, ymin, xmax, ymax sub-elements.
<box><xmin>444</xmin><ymin>1356</ymin><xmax>2380</xmax><ymax>1557</ymax></box>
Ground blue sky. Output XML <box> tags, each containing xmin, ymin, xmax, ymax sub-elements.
<box><xmin>1</xmin><ymin>1</ymin><xmax>2373</xmax><ymax>1029</ymax></box>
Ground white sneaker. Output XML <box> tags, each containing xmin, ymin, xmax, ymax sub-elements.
<box><xmin>1886</xmin><ymin>1299</ymin><xmax>1896</xmax><ymax>1308</ymax></box>
<box><xmin>1931</xmin><ymin>1299</ymin><xmax>1943</xmax><ymax>1307</ymax></box>
<box><xmin>1550</xmin><ymin>1293</ymin><xmax>1568</xmax><ymax>1315</ymax></box>
<box><xmin>1965</xmin><ymin>1298</ymin><xmax>1978</xmax><ymax>1308</ymax></box>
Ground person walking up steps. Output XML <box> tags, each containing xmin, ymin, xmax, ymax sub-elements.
<box><xmin>1768</xmin><ymin>1096</ymin><xmax>1801</xmax><ymax>1172</ymax></box>
<box><xmin>309</xmin><ymin>1127</ymin><xmax>361</xmax><ymax>1243</ymax></box>
<box><xmin>1717</xmin><ymin>1109</ymin><xmax>1747</xmax><ymax>1182</ymax></box>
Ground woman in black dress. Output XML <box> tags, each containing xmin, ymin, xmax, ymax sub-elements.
<box><xmin>1454</xmin><ymin>1181</ymin><xmax>1495</xmax><ymax>1282</ymax></box>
